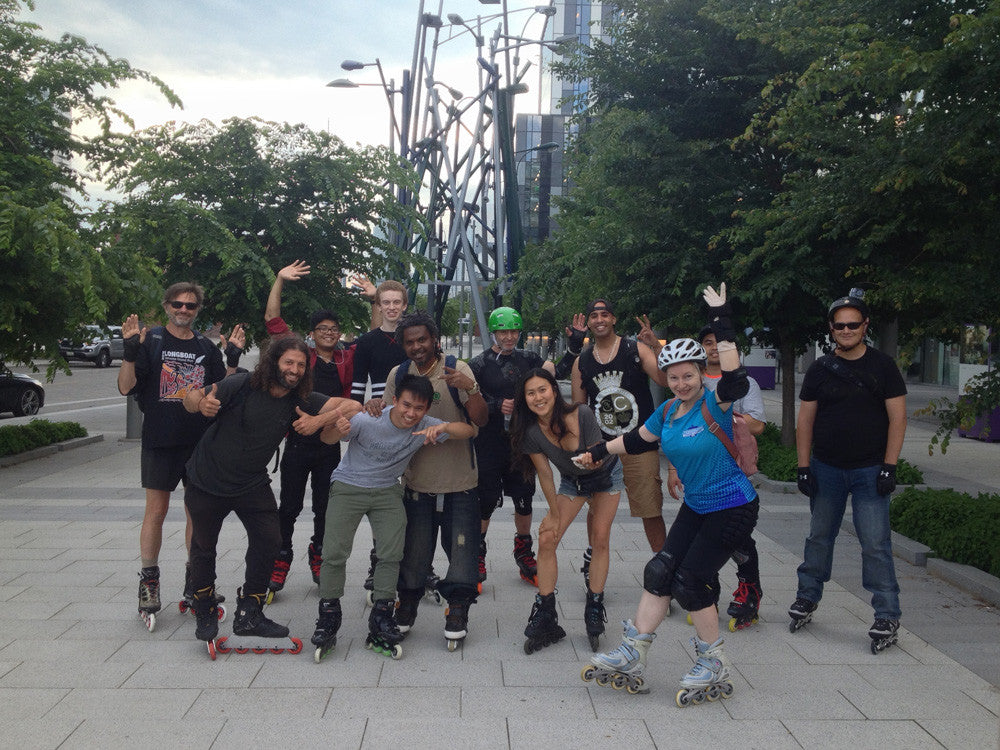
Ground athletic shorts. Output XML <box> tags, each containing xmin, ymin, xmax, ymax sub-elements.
<box><xmin>620</xmin><ymin>451</ymin><xmax>664</xmax><ymax>519</ymax></box>
<box><xmin>141</xmin><ymin>445</ymin><xmax>196</xmax><ymax>492</ymax></box>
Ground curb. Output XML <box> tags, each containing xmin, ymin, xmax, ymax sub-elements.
<box><xmin>0</xmin><ymin>434</ymin><xmax>104</xmax><ymax>468</ymax></box>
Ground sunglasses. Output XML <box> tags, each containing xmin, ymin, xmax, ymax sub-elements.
<box><xmin>831</xmin><ymin>321</ymin><xmax>864</xmax><ymax>331</ymax></box>
<box><xmin>168</xmin><ymin>301</ymin><xmax>199</xmax><ymax>311</ymax></box>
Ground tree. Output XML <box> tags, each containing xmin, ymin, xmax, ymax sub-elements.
<box><xmin>93</xmin><ymin>117</ymin><xmax>424</xmax><ymax>342</ymax></box>
<box><xmin>0</xmin><ymin>0</ymin><xmax>178</xmax><ymax>369</ymax></box>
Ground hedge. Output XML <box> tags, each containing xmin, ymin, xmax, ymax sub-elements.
<box><xmin>0</xmin><ymin>420</ymin><xmax>88</xmax><ymax>457</ymax></box>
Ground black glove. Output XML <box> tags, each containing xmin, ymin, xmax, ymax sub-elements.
<box><xmin>797</xmin><ymin>466</ymin><xmax>817</xmax><ymax>498</ymax></box>
<box><xmin>876</xmin><ymin>463</ymin><xmax>897</xmax><ymax>496</ymax></box>
<box><xmin>224</xmin><ymin>341</ymin><xmax>243</xmax><ymax>368</ymax></box>
<box><xmin>566</xmin><ymin>325</ymin><xmax>586</xmax><ymax>356</ymax></box>
<box><xmin>588</xmin><ymin>441</ymin><xmax>610</xmax><ymax>462</ymax></box>
<box><xmin>123</xmin><ymin>334</ymin><xmax>141</xmax><ymax>363</ymax></box>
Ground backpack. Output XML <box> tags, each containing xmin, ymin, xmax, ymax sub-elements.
<box><xmin>394</xmin><ymin>355</ymin><xmax>474</xmax><ymax>468</ymax></box>
<box><xmin>661</xmin><ymin>398</ymin><xmax>758</xmax><ymax>476</ymax></box>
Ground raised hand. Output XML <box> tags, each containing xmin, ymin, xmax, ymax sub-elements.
<box><xmin>122</xmin><ymin>314</ymin><xmax>146</xmax><ymax>362</ymax></box>
<box><xmin>565</xmin><ymin>313</ymin><xmax>587</xmax><ymax>352</ymax></box>
<box><xmin>199</xmin><ymin>383</ymin><xmax>221</xmax><ymax>418</ymax></box>
<box><xmin>635</xmin><ymin>314</ymin><xmax>660</xmax><ymax>350</ymax></box>
<box><xmin>278</xmin><ymin>260</ymin><xmax>311</xmax><ymax>283</ymax></box>
<box><xmin>220</xmin><ymin>323</ymin><xmax>246</xmax><ymax>352</ymax></box>
<box><xmin>703</xmin><ymin>282</ymin><xmax>727</xmax><ymax>309</ymax></box>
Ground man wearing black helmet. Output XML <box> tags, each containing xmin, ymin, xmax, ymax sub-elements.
<box><xmin>789</xmin><ymin>292</ymin><xmax>908</xmax><ymax>653</ymax></box>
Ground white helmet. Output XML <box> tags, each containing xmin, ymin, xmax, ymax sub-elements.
<box><xmin>657</xmin><ymin>338</ymin><xmax>707</xmax><ymax>371</ymax></box>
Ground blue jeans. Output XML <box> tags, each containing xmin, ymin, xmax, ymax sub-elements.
<box><xmin>796</xmin><ymin>458</ymin><xmax>901</xmax><ymax>620</ymax></box>
<box><xmin>398</xmin><ymin>488</ymin><xmax>481</xmax><ymax>604</ymax></box>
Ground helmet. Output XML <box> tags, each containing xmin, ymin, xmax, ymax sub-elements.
<box><xmin>488</xmin><ymin>307</ymin><xmax>523</xmax><ymax>332</ymax></box>
<box><xmin>657</xmin><ymin>338</ymin><xmax>707</xmax><ymax>371</ymax></box>
<box><xmin>827</xmin><ymin>290</ymin><xmax>869</xmax><ymax>321</ymax></box>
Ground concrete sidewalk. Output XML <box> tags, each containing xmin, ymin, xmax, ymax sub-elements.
<box><xmin>0</xmin><ymin>436</ymin><xmax>997</xmax><ymax>750</ymax></box>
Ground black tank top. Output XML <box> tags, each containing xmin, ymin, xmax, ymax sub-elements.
<box><xmin>578</xmin><ymin>337</ymin><xmax>654</xmax><ymax>438</ymax></box>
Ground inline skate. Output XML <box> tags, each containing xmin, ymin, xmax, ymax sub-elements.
<box><xmin>868</xmin><ymin>618</ymin><xmax>899</xmax><ymax>654</ymax></box>
<box><xmin>582</xmin><ymin>619</ymin><xmax>655</xmax><ymax>694</ymax></box>
<box><xmin>192</xmin><ymin>585</ymin><xmax>220</xmax><ymax>659</ymax></box>
<box><xmin>215</xmin><ymin>588</ymin><xmax>303</xmax><ymax>656</ymax></box>
<box><xmin>363</xmin><ymin>546</ymin><xmax>377</xmax><ymax>606</ymax></box>
<box><xmin>584</xmin><ymin>590</ymin><xmax>606</xmax><ymax>651</ymax></box>
<box><xmin>444</xmin><ymin>600</ymin><xmax>470</xmax><ymax>652</ymax></box>
<box><xmin>267</xmin><ymin>549</ymin><xmax>293</xmax><ymax>598</ymax></box>
<box><xmin>308</xmin><ymin>542</ymin><xmax>322</xmax><ymax>585</ymax></box>
<box><xmin>788</xmin><ymin>597</ymin><xmax>817</xmax><ymax>633</ymax></box>
<box><xmin>365</xmin><ymin>598</ymin><xmax>403</xmax><ymax>659</ymax></box>
<box><xmin>580</xmin><ymin>547</ymin><xmax>592</xmax><ymax>592</ymax></box>
<box><xmin>675</xmin><ymin>636</ymin><xmax>733</xmax><ymax>707</ymax></box>
<box><xmin>477</xmin><ymin>539</ymin><xmax>488</xmax><ymax>584</ymax></box>
<box><xmin>395</xmin><ymin>587</ymin><xmax>422</xmax><ymax>635</ymax></box>
<box><xmin>726</xmin><ymin>579</ymin><xmax>761</xmax><ymax>632</ymax></box>
<box><xmin>137</xmin><ymin>566</ymin><xmax>160</xmax><ymax>632</ymax></box>
<box><xmin>311</xmin><ymin>597</ymin><xmax>342</xmax><ymax>662</ymax></box>
<box><xmin>424</xmin><ymin>568</ymin><xmax>443</xmax><ymax>605</ymax></box>
<box><xmin>178</xmin><ymin>564</ymin><xmax>226</xmax><ymax>622</ymax></box>
<box><xmin>523</xmin><ymin>592</ymin><xmax>565</xmax><ymax>654</ymax></box>
<box><xmin>513</xmin><ymin>534</ymin><xmax>538</xmax><ymax>586</ymax></box>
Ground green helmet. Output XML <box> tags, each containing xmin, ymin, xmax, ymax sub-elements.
<box><xmin>488</xmin><ymin>306</ymin><xmax>523</xmax><ymax>332</ymax></box>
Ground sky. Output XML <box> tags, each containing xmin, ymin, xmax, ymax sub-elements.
<box><xmin>20</xmin><ymin>0</ymin><xmax>558</xmax><ymax>149</ymax></box>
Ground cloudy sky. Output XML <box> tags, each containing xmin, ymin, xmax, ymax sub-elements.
<box><xmin>21</xmin><ymin>0</ymin><xmax>556</xmax><ymax>147</ymax></box>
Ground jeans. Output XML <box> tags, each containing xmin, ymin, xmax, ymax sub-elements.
<box><xmin>277</xmin><ymin>438</ymin><xmax>341</xmax><ymax>551</ymax></box>
<box><xmin>796</xmin><ymin>458</ymin><xmax>901</xmax><ymax>620</ymax></box>
<box><xmin>398</xmin><ymin>487</ymin><xmax>481</xmax><ymax>604</ymax></box>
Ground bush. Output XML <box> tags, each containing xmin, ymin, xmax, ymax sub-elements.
<box><xmin>0</xmin><ymin>420</ymin><xmax>88</xmax><ymax>457</ymax></box>
<box><xmin>890</xmin><ymin>487</ymin><xmax>1000</xmax><ymax>578</ymax></box>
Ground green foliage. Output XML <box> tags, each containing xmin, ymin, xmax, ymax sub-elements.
<box><xmin>0</xmin><ymin>419</ymin><xmax>87</xmax><ymax>456</ymax></box>
<box><xmin>916</xmin><ymin>369</ymin><xmax>1000</xmax><ymax>454</ymax></box>
<box><xmin>890</xmin><ymin>487</ymin><xmax>1000</xmax><ymax>578</ymax></box>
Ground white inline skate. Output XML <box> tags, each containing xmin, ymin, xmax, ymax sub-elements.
<box><xmin>581</xmin><ymin>619</ymin><xmax>655</xmax><ymax>694</ymax></box>
<box><xmin>675</xmin><ymin>636</ymin><xmax>734</xmax><ymax>707</ymax></box>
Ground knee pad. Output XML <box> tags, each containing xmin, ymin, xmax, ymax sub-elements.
<box><xmin>479</xmin><ymin>493</ymin><xmax>500</xmax><ymax>521</ymax></box>
<box><xmin>512</xmin><ymin>494</ymin><xmax>533</xmax><ymax>517</ymax></box>
<box><xmin>643</xmin><ymin>550</ymin><xmax>678</xmax><ymax>597</ymax></box>
<box><xmin>672</xmin><ymin>568</ymin><xmax>719</xmax><ymax>612</ymax></box>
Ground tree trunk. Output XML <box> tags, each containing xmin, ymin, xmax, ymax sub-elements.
<box><xmin>780</xmin><ymin>340</ymin><xmax>797</xmax><ymax>447</ymax></box>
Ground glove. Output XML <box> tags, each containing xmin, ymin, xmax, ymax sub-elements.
<box><xmin>566</xmin><ymin>325</ymin><xmax>586</xmax><ymax>356</ymax></box>
<box><xmin>123</xmin><ymin>334</ymin><xmax>141</xmax><ymax>363</ymax></box>
<box><xmin>703</xmin><ymin>282</ymin><xmax>736</xmax><ymax>342</ymax></box>
<box><xmin>587</xmin><ymin>441</ymin><xmax>609</xmax><ymax>462</ymax></box>
<box><xmin>876</xmin><ymin>463</ymin><xmax>897</xmax><ymax>496</ymax></box>
<box><xmin>797</xmin><ymin>466</ymin><xmax>817</xmax><ymax>498</ymax></box>
<box><xmin>224</xmin><ymin>341</ymin><xmax>243</xmax><ymax>368</ymax></box>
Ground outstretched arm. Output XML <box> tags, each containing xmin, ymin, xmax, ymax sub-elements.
<box><xmin>117</xmin><ymin>313</ymin><xmax>145</xmax><ymax>395</ymax></box>
<box><xmin>265</xmin><ymin>260</ymin><xmax>310</xmax><ymax>323</ymax></box>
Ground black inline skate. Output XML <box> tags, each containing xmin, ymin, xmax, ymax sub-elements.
<box><xmin>513</xmin><ymin>534</ymin><xmax>538</xmax><ymax>586</ymax></box>
<box><xmin>366</xmin><ymin>598</ymin><xmax>404</xmax><ymax>659</ymax></box>
<box><xmin>726</xmin><ymin>579</ymin><xmax>761</xmax><ymax>632</ymax></box>
<box><xmin>584</xmin><ymin>590</ymin><xmax>607</xmax><ymax>651</ymax></box>
<box><xmin>580</xmin><ymin>547</ymin><xmax>592</xmax><ymax>592</ymax></box>
<box><xmin>179</xmin><ymin>563</ymin><xmax>226</xmax><ymax>622</ymax></box>
<box><xmin>444</xmin><ymin>600</ymin><xmax>470</xmax><ymax>652</ymax></box>
<box><xmin>363</xmin><ymin>545</ymin><xmax>378</xmax><ymax>606</ymax></box>
<box><xmin>311</xmin><ymin>597</ymin><xmax>342</xmax><ymax>663</ymax></box>
<box><xmin>868</xmin><ymin>618</ymin><xmax>899</xmax><ymax>654</ymax></box>
<box><xmin>395</xmin><ymin>587</ymin><xmax>422</xmax><ymax>635</ymax></box>
<box><xmin>192</xmin><ymin>585</ymin><xmax>220</xmax><ymax>659</ymax></box>
<box><xmin>523</xmin><ymin>592</ymin><xmax>565</xmax><ymax>654</ymax></box>
<box><xmin>268</xmin><ymin>549</ymin><xmax>293</xmax><ymax>599</ymax></box>
<box><xmin>788</xmin><ymin>597</ymin><xmax>817</xmax><ymax>633</ymax></box>
<box><xmin>216</xmin><ymin>588</ymin><xmax>303</xmax><ymax>656</ymax></box>
<box><xmin>424</xmin><ymin>568</ymin><xmax>443</xmax><ymax>605</ymax></box>
<box><xmin>137</xmin><ymin>566</ymin><xmax>160</xmax><ymax>632</ymax></box>
<box><xmin>308</xmin><ymin>542</ymin><xmax>322</xmax><ymax>585</ymax></box>
<box><xmin>477</xmin><ymin>539</ymin><xmax>488</xmax><ymax>584</ymax></box>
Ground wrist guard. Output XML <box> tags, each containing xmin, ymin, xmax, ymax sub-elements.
<box><xmin>123</xmin><ymin>335</ymin><xmax>141</xmax><ymax>363</ymax></box>
<box><xmin>588</xmin><ymin>441</ymin><xmax>609</xmax><ymax>462</ymax></box>
<box><xmin>224</xmin><ymin>341</ymin><xmax>242</xmax><ymax>368</ymax></box>
<box><xmin>707</xmin><ymin>301</ymin><xmax>736</xmax><ymax>343</ymax></box>
<box><xmin>553</xmin><ymin>350</ymin><xmax>578</xmax><ymax>380</ymax></box>
<box><xmin>716</xmin><ymin>366</ymin><xmax>750</xmax><ymax>403</ymax></box>
<box><xmin>566</xmin><ymin>327</ymin><xmax>586</xmax><ymax>356</ymax></box>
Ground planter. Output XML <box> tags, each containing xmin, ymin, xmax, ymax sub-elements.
<box><xmin>957</xmin><ymin>401</ymin><xmax>1000</xmax><ymax>443</ymax></box>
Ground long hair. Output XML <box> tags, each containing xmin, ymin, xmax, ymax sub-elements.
<box><xmin>251</xmin><ymin>335</ymin><xmax>313</xmax><ymax>399</ymax></box>
<box><xmin>509</xmin><ymin>367</ymin><xmax>577</xmax><ymax>479</ymax></box>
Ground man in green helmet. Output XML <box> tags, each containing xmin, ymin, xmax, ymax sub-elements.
<box><xmin>468</xmin><ymin>306</ymin><xmax>586</xmax><ymax>586</ymax></box>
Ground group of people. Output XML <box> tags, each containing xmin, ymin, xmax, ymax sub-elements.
<box><xmin>120</xmin><ymin>269</ymin><xmax>908</xmax><ymax>699</ymax></box>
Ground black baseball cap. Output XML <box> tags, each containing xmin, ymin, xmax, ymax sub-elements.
<box><xmin>586</xmin><ymin>299</ymin><xmax>614</xmax><ymax>317</ymax></box>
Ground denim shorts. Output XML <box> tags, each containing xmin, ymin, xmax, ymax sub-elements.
<box><xmin>558</xmin><ymin>458</ymin><xmax>624</xmax><ymax>499</ymax></box>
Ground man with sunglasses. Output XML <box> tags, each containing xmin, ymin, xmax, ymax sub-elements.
<box><xmin>789</xmin><ymin>292</ymin><xmax>908</xmax><ymax>653</ymax></box>
<box><xmin>118</xmin><ymin>282</ymin><xmax>244</xmax><ymax>628</ymax></box>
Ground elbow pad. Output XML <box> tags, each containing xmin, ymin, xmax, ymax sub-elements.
<box><xmin>623</xmin><ymin>428</ymin><xmax>658</xmax><ymax>455</ymax></box>
<box><xmin>717</xmin><ymin>366</ymin><xmax>750</xmax><ymax>403</ymax></box>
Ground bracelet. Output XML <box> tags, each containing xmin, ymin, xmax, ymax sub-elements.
<box><xmin>466</xmin><ymin>382</ymin><xmax>480</xmax><ymax>395</ymax></box>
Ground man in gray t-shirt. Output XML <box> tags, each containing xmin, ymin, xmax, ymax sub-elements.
<box><xmin>310</xmin><ymin>375</ymin><xmax>476</xmax><ymax>656</ymax></box>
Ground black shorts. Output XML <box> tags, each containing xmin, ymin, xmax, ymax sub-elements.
<box><xmin>141</xmin><ymin>445</ymin><xmax>196</xmax><ymax>492</ymax></box>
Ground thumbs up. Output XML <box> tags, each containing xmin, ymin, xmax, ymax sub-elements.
<box><xmin>201</xmin><ymin>382</ymin><xmax>221</xmax><ymax>417</ymax></box>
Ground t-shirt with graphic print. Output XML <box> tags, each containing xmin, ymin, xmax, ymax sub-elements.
<box><xmin>644</xmin><ymin>389</ymin><xmax>755</xmax><ymax>514</ymax></box>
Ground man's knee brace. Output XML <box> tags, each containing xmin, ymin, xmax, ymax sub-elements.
<box><xmin>479</xmin><ymin>493</ymin><xmax>500</xmax><ymax>521</ymax></box>
<box><xmin>642</xmin><ymin>550</ymin><xmax>677</xmax><ymax>597</ymax></box>
<box><xmin>671</xmin><ymin>568</ymin><xmax>719</xmax><ymax>612</ymax></box>
<box><xmin>511</xmin><ymin>494</ymin><xmax>533</xmax><ymax>517</ymax></box>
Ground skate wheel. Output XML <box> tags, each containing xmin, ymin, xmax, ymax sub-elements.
<box><xmin>314</xmin><ymin>647</ymin><xmax>324</xmax><ymax>663</ymax></box>
<box><xmin>365</xmin><ymin>590</ymin><xmax>374</xmax><ymax>607</ymax></box>
<box><xmin>391</xmin><ymin>644</ymin><xmax>403</xmax><ymax>660</ymax></box>
<box><xmin>676</xmin><ymin>689</ymin><xmax>692</xmax><ymax>708</ymax></box>
<box><xmin>728</xmin><ymin>618</ymin><xmax>738</xmax><ymax>633</ymax></box>
<box><xmin>720</xmin><ymin>682</ymin><xmax>734</xmax><ymax>699</ymax></box>
<box><xmin>705</xmin><ymin>684</ymin><xmax>721</xmax><ymax>701</ymax></box>
<box><xmin>611</xmin><ymin>673</ymin><xmax>628</xmax><ymax>690</ymax></box>
<box><xmin>789</xmin><ymin>620</ymin><xmax>798</xmax><ymax>633</ymax></box>
<box><xmin>252</xmin><ymin>647</ymin><xmax>267</xmax><ymax>654</ymax></box>
<box><xmin>178</xmin><ymin>601</ymin><xmax>189</xmax><ymax>614</ymax></box>
<box><xmin>581</xmin><ymin>666</ymin><xmax>596</xmax><ymax>682</ymax></box>
<box><xmin>235</xmin><ymin>647</ymin><xmax>249</xmax><ymax>654</ymax></box>
<box><xmin>288</xmin><ymin>637</ymin><xmax>303</xmax><ymax>655</ymax></box>
<box><xmin>686</xmin><ymin>613</ymin><xmax>693</xmax><ymax>626</ymax></box>
<box><xmin>264</xmin><ymin>590</ymin><xmax>275</xmax><ymax>605</ymax></box>
<box><xmin>477</xmin><ymin>582</ymin><xmax>483</xmax><ymax>594</ymax></box>
<box><xmin>523</xmin><ymin>640</ymin><xmax>535</xmax><ymax>655</ymax></box>
<box><xmin>447</xmin><ymin>639</ymin><xmax>459</xmax><ymax>652</ymax></box>
<box><xmin>217</xmin><ymin>605</ymin><xmax>227</xmax><ymax>622</ymax></box>
<box><xmin>207</xmin><ymin>640</ymin><xmax>217</xmax><ymax>660</ymax></box>
<box><xmin>140</xmin><ymin>611</ymin><xmax>156</xmax><ymax>632</ymax></box>
<box><xmin>595</xmin><ymin>673</ymin><xmax>611</xmax><ymax>687</ymax></box>
<box><xmin>626</xmin><ymin>680</ymin><xmax>643</xmax><ymax>695</ymax></box>
<box><xmin>215</xmin><ymin>636</ymin><xmax>231</xmax><ymax>654</ymax></box>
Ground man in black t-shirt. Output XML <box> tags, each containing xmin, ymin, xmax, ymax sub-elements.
<box><xmin>117</xmin><ymin>282</ymin><xmax>244</xmax><ymax>626</ymax></box>
<box><xmin>350</xmin><ymin>280</ymin><xmax>408</xmax><ymax>404</ymax></box>
<box><xmin>790</xmin><ymin>293</ymin><xmax>908</xmax><ymax>650</ymax></box>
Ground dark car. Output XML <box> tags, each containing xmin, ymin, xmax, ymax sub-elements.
<box><xmin>0</xmin><ymin>363</ymin><xmax>44</xmax><ymax>416</ymax></box>
<box><xmin>59</xmin><ymin>324</ymin><xmax>125</xmax><ymax>368</ymax></box>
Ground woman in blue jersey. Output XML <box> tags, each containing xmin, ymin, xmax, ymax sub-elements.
<box><xmin>576</xmin><ymin>283</ymin><xmax>759</xmax><ymax>706</ymax></box>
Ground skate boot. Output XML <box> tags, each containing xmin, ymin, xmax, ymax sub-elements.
<box><xmin>477</xmin><ymin>539</ymin><xmax>488</xmax><ymax>585</ymax></box>
<box><xmin>424</xmin><ymin>568</ymin><xmax>443</xmax><ymax>605</ymax></box>
<box><xmin>395</xmin><ymin>587</ymin><xmax>422</xmax><ymax>635</ymax></box>
<box><xmin>365</xmin><ymin>598</ymin><xmax>403</xmax><ymax>659</ymax></box>
<box><xmin>268</xmin><ymin>549</ymin><xmax>293</xmax><ymax>598</ymax></box>
<box><xmin>192</xmin><ymin>585</ymin><xmax>220</xmax><ymax>659</ymax></box>
<box><xmin>179</xmin><ymin>563</ymin><xmax>227</xmax><ymax>621</ymax></box>
<box><xmin>584</xmin><ymin>590</ymin><xmax>607</xmax><ymax>651</ymax></box>
<box><xmin>137</xmin><ymin>566</ymin><xmax>161</xmax><ymax>632</ymax></box>
<box><xmin>868</xmin><ymin>618</ymin><xmax>899</xmax><ymax>654</ymax></box>
<box><xmin>580</xmin><ymin>547</ymin><xmax>592</xmax><ymax>591</ymax></box>
<box><xmin>513</xmin><ymin>534</ymin><xmax>539</xmax><ymax>586</ymax></box>
<box><xmin>308</xmin><ymin>542</ymin><xmax>322</xmax><ymax>585</ymax></box>
<box><xmin>363</xmin><ymin>545</ymin><xmax>377</xmax><ymax>606</ymax></box>
<box><xmin>582</xmin><ymin>619</ymin><xmax>655</xmax><ymax>694</ymax></box>
<box><xmin>444</xmin><ymin>600</ymin><xmax>470</xmax><ymax>652</ymax></box>
<box><xmin>523</xmin><ymin>592</ymin><xmax>566</xmax><ymax>654</ymax></box>
<box><xmin>216</xmin><ymin>589</ymin><xmax>303</xmax><ymax>655</ymax></box>
<box><xmin>726</xmin><ymin>579</ymin><xmax>762</xmax><ymax>632</ymax></box>
<box><xmin>675</xmin><ymin>636</ymin><xmax>734</xmax><ymax>707</ymax></box>
<box><xmin>311</xmin><ymin>598</ymin><xmax>342</xmax><ymax>663</ymax></box>
<box><xmin>788</xmin><ymin>597</ymin><xmax>817</xmax><ymax>633</ymax></box>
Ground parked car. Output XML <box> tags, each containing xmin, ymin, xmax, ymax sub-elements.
<box><xmin>59</xmin><ymin>325</ymin><xmax>125</xmax><ymax>368</ymax></box>
<box><xmin>0</xmin><ymin>363</ymin><xmax>44</xmax><ymax>416</ymax></box>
